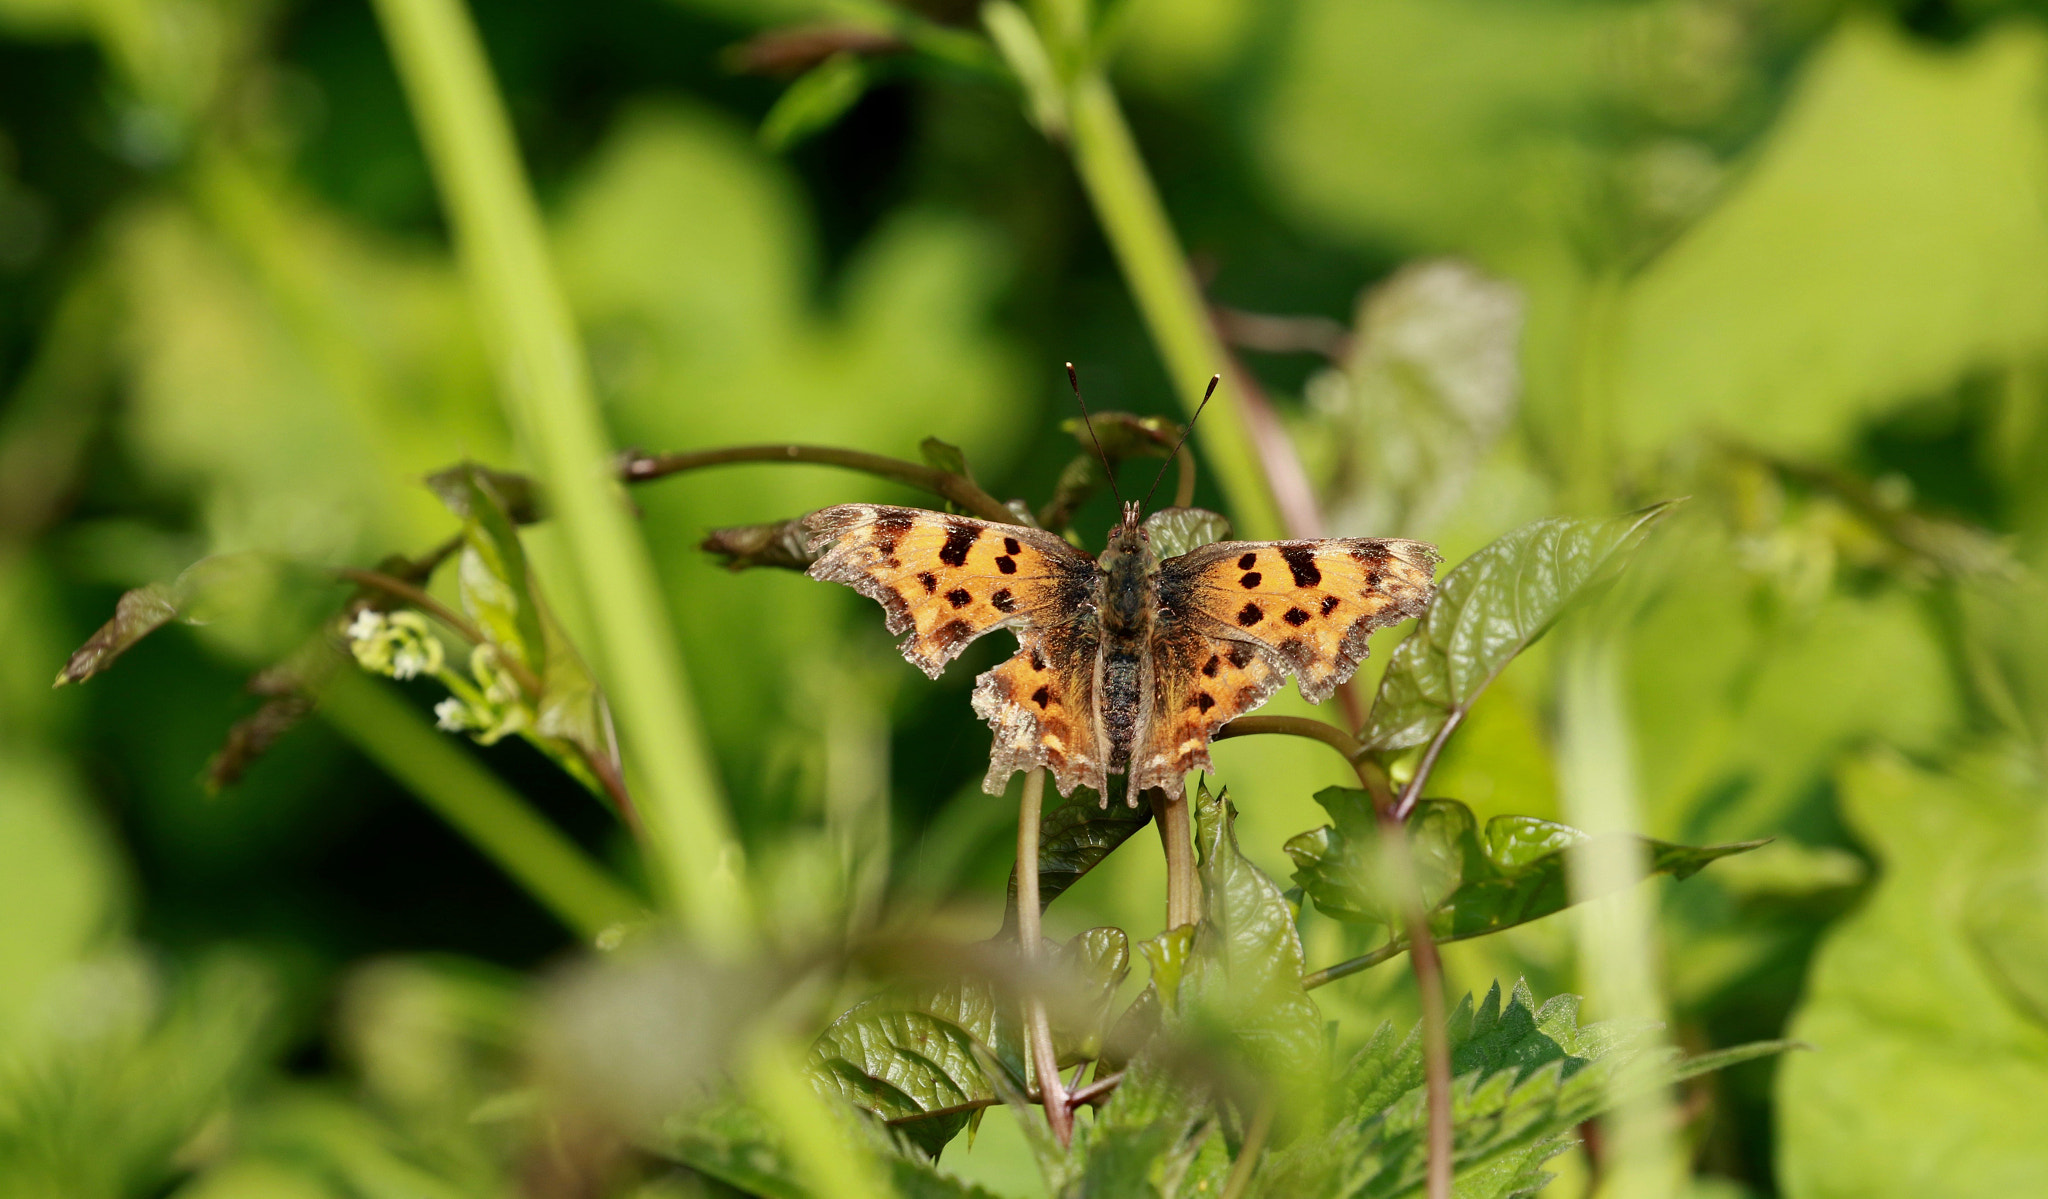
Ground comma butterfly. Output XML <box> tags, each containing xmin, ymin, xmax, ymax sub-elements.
<box><xmin>803</xmin><ymin>368</ymin><xmax>1439</xmax><ymax>806</ymax></box>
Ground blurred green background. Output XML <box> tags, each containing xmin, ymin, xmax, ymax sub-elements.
<box><xmin>4</xmin><ymin>0</ymin><xmax>2048</xmax><ymax>1196</ymax></box>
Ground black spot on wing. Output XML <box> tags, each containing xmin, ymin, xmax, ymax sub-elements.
<box><xmin>1283</xmin><ymin>607</ymin><xmax>1310</xmax><ymax>627</ymax></box>
<box><xmin>936</xmin><ymin>618</ymin><xmax>974</xmax><ymax>647</ymax></box>
<box><xmin>1227</xmin><ymin>643</ymin><xmax>1255</xmax><ymax>669</ymax></box>
<box><xmin>1031</xmin><ymin>685</ymin><xmax>1051</xmax><ymax>709</ymax></box>
<box><xmin>1201</xmin><ymin>654</ymin><xmax>1220</xmax><ymax>678</ymax></box>
<box><xmin>1237</xmin><ymin>552</ymin><xmax>1257</xmax><ymax>570</ymax></box>
<box><xmin>1320</xmin><ymin>595</ymin><xmax>1341</xmax><ymax>616</ymax></box>
<box><xmin>1030</xmin><ymin>647</ymin><xmax>1046</xmax><ymax>671</ymax></box>
<box><xmin>1239</xmin><ymin>572</ymin><xmax>1262</xmax><ymax>588</ymax></box>
<box><xmin>918</xmin><ymin>572</ymin><xmax>938</xmax><ymax>594</ymax></box>
<box><xmin>996</xmin><ymin>556</ymin><xmax>1018</xmax><ymax>574</ymax></box>
<box><xmin>991</xmin><ymin>589</ymin><xmax>1016</xmax><ymax>613</ymax></box>
<box><xmin>1281</xmin><ymin>545</ymin><xmax>1321</xmax><ymax>588</ymax></box>
<box><xmin>1195</xmin><ymin>692</ymin><xmax>1215</xmax><ymax>713</ymax></box>
<box><xmin>939</xmin><ymin>522</ymin><xmax>980</xmax><ymax>567</ymax></box>
<box><xmin>1237</xmin><ymin>602</ymin><xmax>1264</xmax><ymax>627</ymax></box>
<box><xmin>1004</xmin><ymin>537</ymin><xmax>1023</xmax><ymax>555</ymax></box>
<box><xmin>946</xmin><ymin>588</ymin><xmax>973</xmax><ymax>608</ymax></box>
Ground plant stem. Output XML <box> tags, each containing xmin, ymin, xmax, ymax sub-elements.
<box><xmin>618</xmin><ymin>444</ymin><xmax>1017</xmax><ymax>525</ymax></box>
<box><xmin>1148</xmin><ymin>787</ymin><xmax>1199</xmax><ymax>928</ymax></box>
<box><xmin>1219</xmin><ymin>1098</ymin><xmax>1276</xmax><ymax>1199</ymax></box>
<box><xmin>374</xmin><ymin>0</ymin><xmax>748</xmax><ymax>941</ymax></box>
<box><xmin>1014</xmin><ymin>769</ymin><xmax>1073</xmax><ymax>1146</ymax></box>
<box><xmin>1373</xmin><ymin>808</ymin><xmax>1453</xmax><ymax>1198</ymax></box>
<box><xmin>1214</xmin><ymin>714</ymin><xmax>1385</xmax><ymax>792</ymax></box>
<box><xmin>1063</xmin><ymin>72</ymin><xmax>1284</xmax><ymax>539</ymax></box>
<box><xmin>1300</xmin><ymin>941</ymin><xmax>1405</xmax><ymax>990</ymax></box>
<box><xmin>317</xmin><ymin>670</ymin><xmax>644</xmax><ymax>941</ymax></box>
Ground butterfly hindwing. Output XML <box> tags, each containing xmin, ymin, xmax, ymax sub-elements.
<box><xmin>1156</xmin><ymin>537</ymin><xmax>1440</xmax><ymax>703</ymax></box>
<box><xmin>1128</xmin><ymin>624</ymin><xmax>1287</xmax><ymax>796</ymax></box>
<box><xmin>803</xmin><ymin>503</ymin><xmax>1111</xmax><ymax>797</ymax></box>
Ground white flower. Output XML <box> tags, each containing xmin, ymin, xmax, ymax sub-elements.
<box><xmin>346</xmin><ymin>609</ymin><xmax>385</xmax><ymax>642</ymax></box>
<box><xmin>434</xmin><ymin>698</ymin><xmax>468</xmax><ymax>731</ymax></box>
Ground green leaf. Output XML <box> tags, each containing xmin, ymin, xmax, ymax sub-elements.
<box><xmin>445</xmin><ymin>467</ymin><xmax>547</xmax><ymax>673</ymax></box>
<box><xmin>667</xmin><ymin>1100</ymin><xmax>1010</xmax><ymax>1198</ymax></box>
<box><xmin>1003</xmin><ymin>795</ymin><xmax>1152</xmax><ymax>933</ymax></box>
<box><xmin>1180</xmin><ymin>782</ymin><xmax>1325</xmax><ymax>1078</ymax></box>
<box><xmin>52</xmin><ymin>583</ymin><xmax>178</xmax><ymax>686</ymax></box>
<box><xmin>761</xmin><ymin>53</ymin><xmax>873</xmax><ymax>152</ymax></box>
<box><xmin>806</xmin><ymin>977</ymin><xmax>1011</xmax><ymax>1158</ymax></box>
<box><xmin>1256</xmin><ymin>979</ymin><xmax>1791</xmax><ymax>1199</ymax></box>
<box><xmin>1286</xmin><ymin>790</ymin><xmax>1764</xmax><ymax>946</ymax></box>
<box><xmin>1141</xmin><ymin>507</ymin><xmax>1232</xmax><ymax>559</ymax></box>
<box><xmin>918</xmin><ymin>436</ymin><xmax>973</xmax><ymax>480</ymax></box>
<box><xmin>1361</xmin><ymin>504</ymin><xmax>1674</xmax><ymax>755</ymax></box>
<box><xmin>422</xmin><ymin>461</ymin><xmax>542</xmax><ymax>524</ymax></box>
<box><xmin>1779</xmin><ymin>750</ymin><xmax>2048</xmax><ymax>1197</ymax></box>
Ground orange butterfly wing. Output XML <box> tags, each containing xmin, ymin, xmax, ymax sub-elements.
<box><xmin>802</xmin><ymin>505</ymin><xmax>1112</xmax><ymax>798</ymax></box>
<box><xmin>1128</xmin><ymin>537</ymin><xmax>1439</xmax><ymax>796</ymax></box>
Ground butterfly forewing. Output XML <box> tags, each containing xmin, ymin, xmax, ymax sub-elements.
<box><xmin>1156</xmin><ymin>537</ymin><xmax>1439</xmax><ymax>701</ymax></box>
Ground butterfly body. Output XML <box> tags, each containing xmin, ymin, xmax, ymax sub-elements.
<box><xmin>803</xmin><ymin>500</ymin><xmax>1438</xmax><ymax>806</ymax></box>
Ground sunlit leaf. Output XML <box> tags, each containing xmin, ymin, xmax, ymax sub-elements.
<box><xmin>1361</xmin><ymin>504</ymin><xmax>1675</xmax><ymax>754</ymax></box>
<box><xmin>1180</xmin><ymin>782</ymin><xmax>1324</xmax><ymax>1077</ymax></box>
<box><xmin>1285</xmin><ymin>790</ymin><xmax>1763</xmax><ymax>944</ymax></box>
<box><xmin>1779</xmin><ymin>750</ymin><xmax>2048</xmax><ymax>1197</ymax></box>
<box><xmin>1256</xmin><ymin>979</ymin><xmax>1792</xmax><ymax>1199</ymax></box>
<box><xmin>1142</xmin><ymin>507</ymin><xmax>1232</xmax><ymax>559</ymax></box>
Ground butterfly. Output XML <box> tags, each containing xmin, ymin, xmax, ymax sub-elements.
<box><xmin>801</xmin><ymin>370</ymin><xmax>1439</xmax><ymax>806</ymax></box>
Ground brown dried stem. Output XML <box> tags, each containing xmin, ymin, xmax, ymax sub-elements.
<box><xmin>617</xmin><ymin>444</ymin><xmax>1016</xmax><ymax>525</ymax></box>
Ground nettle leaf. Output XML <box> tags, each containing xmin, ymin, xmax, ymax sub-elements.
<box><xmin>1181</xmin><ymin>782</ymin><xmax>1325</xmax><ymax>1077</ymax></box>
<box><xmin>1285</xmin><ymin>790</ymin><xmax>1764</xmax><ymax>946</ymax></box>
<box><xmin>1142</xmin><ymin>507</ymin><xmax>1233</xmax><ymax>559</ymax></box>
<box><xmin>1002</xmin><ymin>796</ymin><xmax>1151</xmax><ymax>934</ymax></box>
<box><xmin>809</xmin><ymin>928</ymin><xmax>1125</xmax><ymax>1157</ymax></box>
<box><xmin>1256</xmin><ymin>980</ymin><xmax>1793</xmax><ymax>1199</ymax></box>
<box><xmin>807</xmin><ymin>977</ymin><xmax>1012</xmax><ymax>1158</ymax></box>
<box><xmin>668</xmin><ymin>1100</ymin><xmax>1008</xmax><ymax>1199</ymax></box>
<box><xmin>1361</xmin><ymin>504</ymin><xmax>1675</xmax><ymax>754</ymax></box>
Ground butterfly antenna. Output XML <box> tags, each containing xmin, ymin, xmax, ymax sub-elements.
<box><xmin>1143</xmin><ymin>373</ymin><xmax>1220</xmax><ymax>510</ymax></box>
<box><xmin>1067</xmin><ymin>362</ymin><xmax>1123</xmax><ymax>504</ymax></box>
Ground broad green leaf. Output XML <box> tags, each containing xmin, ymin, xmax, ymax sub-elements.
<box><xmin>1778</xmin><ymin>750</ymin><xmax>2048</xmax><ymax>1198</ymax></box>
<box><xmin>1141</xmin><ymin>507</ymin><xmax>1232</xmax><ymax>559</ymax></box>
<box><xmin>1285</xmin><ymin>790</ymin><xmax>1763</xmax><ymax>946</ymax></box>
<box><xmin>760</xmin><ymin>53</ymin><xmax>873</xmax><ymax>152</ymax></box>
<box><xmin>1180</xmin><ymin>782</ymin><xmax>1325</xmax><ymax>1079</ymax></box>
<box><xmin>1361</xmin><ymin>505</ymin><xmax>1674</xmax><ymax>754</ymax></box>
<box><xmin>1002</xmin><ymin>796</ymin><xmax>1152</xmax><ymax>932</ymax></box>
<box><xmin>667</xmin><ymin>1100</ymin><xmax>1010</xmax><ymax>1198</ymax></box>
<box><xmin>807</xmin><ymin>977</ymin><xmax>1009</xmax><ymax>1157</ymax></box>
<box><xmin>1256</xmin><ymin>979</ymin><xmax>1791</xmax><ymax>1199</ymax></box>
<box><xmin>1056</xmin><ymin>927</ymin><xmax>1132</xmax><ymax>1063</ymax></box>
<box><xmin>1308</xmin><ymin>259</ymin><xmax>1524</xmax><ymax>537</ymax></box>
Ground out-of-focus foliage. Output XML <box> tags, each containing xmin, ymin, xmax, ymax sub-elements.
<box><xmin>7</xmin><ymin>0</ymin><xmax>2048</xmax><ymax>1195</ymax></box>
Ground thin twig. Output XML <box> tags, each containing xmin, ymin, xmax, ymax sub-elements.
<box><xmin>1215</xmin><ymin>715</ymin><xmax>1380</xmax><ymax>792</ymax></box>
<box><xmin>1391</xmin><ymin>708</ymin><xmax>1465</xmax><ymax>822</ymax></box>
<box><xmin>1014</xmin><ymin>769</ymin><xmax>1073</xmax><ymax>1146</ymax></box>
<box><xmin>617</xmin><ymin>444</ymin><xmax>1017</xmax><ymax>525</ymax></box>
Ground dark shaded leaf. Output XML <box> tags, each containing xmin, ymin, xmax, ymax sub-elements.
<box><xmin>667</xmin><ymin>1100</ymin><xmax>1007</xmax><ymax>1198</ymax></box>
<box><xmin>703</xmin><ymin>518</ymin><xmax>818</xmax><ymax>572</ymax></box>
<box><xmin>1285</xmin><ymin>789</ymin><xmax>1765</xmax><ymax>945</ymax></box>
<box><xmin>1056</xmin><ymin>927</ymin><xmax>1131</xmax><ymax>1064</ymax></box>
<box><xmin>1141</xmin><ymin>507</ymin><xmax>1232</xmax><ymax>559</ymax></box>
<box><xmin>761</xmin><ymin>53</ymin><xmax>874</xmax><ymax>151</ymax></box>
<box><xmin>55</xmin><ymin>554</ymin><xmax>313</xmax><ymax>687</ymax></box>
<box><xmin>1003</xmin><ymin>796</ymin><xmax>1151</xmax><ymax>934</ymax></box>
<box><xmin>1360</xmin><ymin>504</ymin><xmax>1675</xmax><ymax>754</ymax></box>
